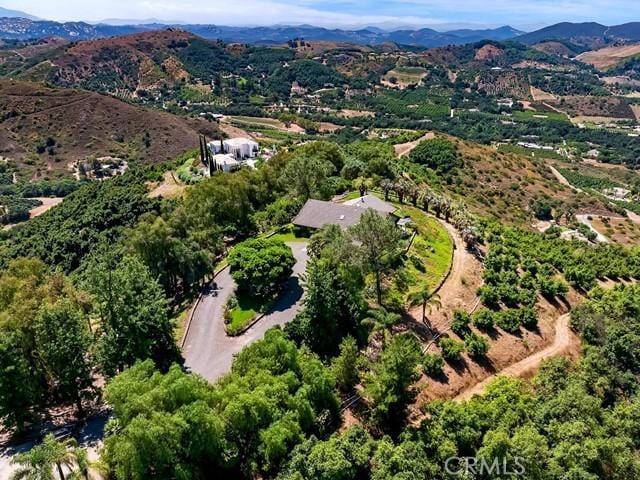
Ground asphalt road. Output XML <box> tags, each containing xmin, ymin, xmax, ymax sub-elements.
<box><xmin>0</xmin><ymin>414</ymin><xmax>108</xmax><ymax>479</ymax></box>
<box><xmin>183</xmin><ymin>242</ymin><xmax>309</xmax><ymax>381</ymax></box>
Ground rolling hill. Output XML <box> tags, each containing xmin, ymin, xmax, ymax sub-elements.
<box><xmin>517</xmin><ymin>22</ymin><xmax>640</xmax><ymax>50</ymax></box>
<box><xmin>0</xmin><ymin>6</ymin><xmax>38</xmax><ymax>20</ymax></box>
<box><xmin>0</xmin><ymin>17</ymin><xmax>523</xmax><ymax>47</ymax></box>
<box><xmin>0</xmin><ymin>79</ymin><xmax>217</xmax><ymax>180</ymax></box>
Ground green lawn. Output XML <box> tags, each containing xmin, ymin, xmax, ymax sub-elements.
<box><xmin>340</xmin><ymin>192</ymin><xmax>454</xmax><ymax>307</ymax></box>
<box><xmin>268</xmin><ymin>227</ymin><xmax>309</xmax><ymax>243</ymax></box>
<box><xmin>497</xmin><ymin>144</ymin><xmax>565</xmax><ymax>161</ymax></box>
<box><xmin>514</xmin><ymin>110</ymin><xmax>569</xmax><ymax>123</ymax></box>
<box><xmin>393</xmin><ymin>204</ymin><xmax>454</xmax><ymax>302</ymax></box>
<box><xmin>341</xmin><ymin>191</ymin><xmax>364</xmax><ymax>201</ymax></box>
<box><xmin>226</xmin><ymin>293</ymin><xmax>264</xmax><ymax>336</ymax></box>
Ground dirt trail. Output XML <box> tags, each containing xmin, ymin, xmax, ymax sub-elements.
<box><xmin>549</xmin><ymin>166</ymin><xmax>582</xmax><ymax>193</ymax></box>
<box><xmin>454</xmin><ymin>313</ymin><xmax>574</xmax><ymax>402</ymax></box>
<box><xmin>410</xmin><ymin>216</ymin><xmax>482</xmax><ymax>337</ymax></box>
<box><xmin>394</xmin><ymin>132</ymin><xmax>435</xmax><ymax>157</ymax></box>
<box><xmin>434</xmin><ymin>220</ymin><xmax>478</xmax><ymax>309</ymax></box>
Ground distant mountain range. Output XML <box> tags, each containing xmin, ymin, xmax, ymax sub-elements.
<box><xmin>1</xmin><ymin>15</ymin><xmax>640</xmax><ymax>51</ymax></box>
<box><xmin>0</xmin><ymin>7</ymin><xmax>38</xmax><ymax>20</ymax></box>
<box><xmin>517</xmin><ymin>22</ymin><xmax>640</xmax><ymax>49</ymax></box>
<box><xmin>0</xmin><ymin>17</ymin><xmax>523</xmax><ymax>47</ymax></box>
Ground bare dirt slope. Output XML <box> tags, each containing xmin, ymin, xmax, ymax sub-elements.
<box><xmin>394</xmin><ymin>132</ymin><xmax>435</xmax><ymax>157</ymax></box>
<box><xmin>577</xmin><ymin>43</ymin><xmax>640</xmax><ymax>69</ymax></box>
<box><xmin>454</xmin><ymin>313</ymin><xmax>577</xmax><ymax>401</ymax></box>
<box><xmin>0</xmin><ymin>79</ymin><xmax>217</xmax><ymax>179</ymax></box>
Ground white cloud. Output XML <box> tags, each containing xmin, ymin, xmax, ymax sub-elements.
<box><xmin>3</xmin><ymin>0</ymin><xmax>640</xmax><ymax>27</ymax></box>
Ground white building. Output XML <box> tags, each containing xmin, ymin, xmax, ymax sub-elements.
<box><xmin>208</xmin><ymin>138</ymin><xmax>259</xmax><ymax>161</ymax></box>
<box><xmin>212</xmin><ymin>154</ymin><xmax>240</xmax><ymax>173</ymax></box>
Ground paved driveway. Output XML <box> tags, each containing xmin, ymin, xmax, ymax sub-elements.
<box><xmin>183</xmin><ymin>242</ymin><xmax>309</xmax><ymax>381</ymax></box>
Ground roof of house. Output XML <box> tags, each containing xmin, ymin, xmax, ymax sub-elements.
<box><xmin>343</xmin><ymin>195</ymin><xmax>397</xmax><ymax>214</ymax></box>
<box><xmin>224</xmin><ymin>137</ymin><xmax>259</xmax><ymax>147</ymax></box>
<box><xmin>293</xmin><ymin>198</ymin><xmax>390</xmax><ymax>230</ymax></box>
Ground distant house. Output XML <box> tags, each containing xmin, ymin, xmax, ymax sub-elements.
<box><xmin>212</xmin><ymin>154</ymin><xmax>240</xmax><ymax>173</ymax></box>
<box><xmin>293</xmin><ymin>196</ymin><xmax>397</xmax><ymax>230</ymax></box>
<box><xmin>208</xmin><ymin>137</ymin><xmax>259</xmax><ymax>161</ymax></box>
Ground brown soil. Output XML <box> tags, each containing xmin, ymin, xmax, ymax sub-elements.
<box><xmin>443</xmin><ymin>137</ymin><xmax>617</xmax><ymax>224</ymax></box>
<box><xmin>548</xmin><ymin>95</ymin><xmax>634</xmax><ymax>120</ymax></box>
<box><xmin>412</xmin><ymin>292</ymin><xmax>581</xmax><ymax>410</ymax></box>
<box><xmin>591</xmin><ymin>215</ymin><xmax>640</xmax><ymax>246</ymax></box>
<box><xmin>148</xmin><ymin>171</ymin><xmax>186</xmax><ymax>199</ymax></box>
<box><xmin>337</xmin><ymin>109</ymin><xmax>375</xmax><ymax>119</ymax></box>
<box><xmin>29</xmin><ymin>197</ymin><xmax>63</xmax><ymax>218</ymax></box>
<box><xmin>530</xmin><ymin>86</ymin><xmax>557</xmax><ymax>102</ymax></box>
<box><xmin>394</xmin><ymin>132</ymin><xmax>435</xmax><ymax>157</ymax></box>
<box><xmin>407</xmin><ymin>219</ymin><xmax>583</xmax><ymax>416</ymax></box>
<box><xmin>0</xmin><ymin>79</ymin><xmax>217</xmax><ymax>178</ymax></box>
<box><xmin>474</xmin><ymin>44</ymin><xmax>505</xmax><ymax>61</ymax></box>
<box><xmin>533</xmin><ymin>41</ymin><xmax>575</xmax><ymax>57</ymax></box>
<box><xmin>577</xmin><ymin>44</ymin><xmax>640</xmax><ymax>70</ymax></box>
<box><xmin>51</xmin><ymin>30</ymin><xmax>196</xmax><ymax>91</ymax></box>
<box><xmin>453</xmin><ymin>313</ymin><xmax>579</xmax><ymax>402</ymax></box>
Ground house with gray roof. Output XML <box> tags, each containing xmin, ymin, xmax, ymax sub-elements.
<box><xmin>292</xmin><ymin>196</ymin><xmax>397</xmax><ymax>230</ymax></box>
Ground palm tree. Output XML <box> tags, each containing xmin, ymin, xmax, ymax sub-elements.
<box><xmin>11</xmin><ymin>434</ymin><xmax>88</xmax><ymax>480</ymax></box>
<box><xmin>362</xmin><ymin>307</ymin><xmax>402</xmax><ymax>346</ymax></box>
<box><xmin>394</xmin><ymin>181</ymin><xmax>407</xmax><ymax>204</ymax></box>
<box><xmin>421</xmin><ymin>190</ymin><xmax>433</xmax><ymax>213</ymax></box>
<box><xmin>408</xmin><ymin>185</ymin><xmax>419</xmax><ymax>206</ymax></box>
<box><xmin>409</xmin><ymin>289</ymin><xmax>441</xmax><ymax>331</ymax></box>
<box><xmin>353</xmin><ymin>176</ymin><xmax>374</xmax><ymax>197</ymax></box>
<box><xmin>380</xmin><ymin>179</ymin><xmax>394</xmax><ymax>201</ymax></box>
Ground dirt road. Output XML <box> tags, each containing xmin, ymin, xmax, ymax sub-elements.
<box><xmin>454</xmin><ymin>313</ymin><xmax>574</xmax><ymax>402</ymax></box>
<box><xmin>412</xmin><ymin>216</ymin><xmax>482</xmax><ymax>337</ymax></box>
<box><xmin>394</xmin><ymin>132</ymin><xmax>435</xmax><ymax>157</ymax></box>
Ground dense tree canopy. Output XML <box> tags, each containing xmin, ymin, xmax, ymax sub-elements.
<box><xmin>228</xmin><ymin>238</ymin><xmax>296</xmax><ymax>302</ymax></box>
<box><xmin>103</xmin><ymin>329</ymin><xmax>339</xmax><ymax>479</ymax></box>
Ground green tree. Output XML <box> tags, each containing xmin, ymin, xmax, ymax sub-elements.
<box><xmin>365</xmin><ymin>334</ymin><xmax>422</xmax><ymax>429</ymax></box>
<box><xmin>34</xmin><ymin>300</ymin><xmax>94</xmax><ymax>416</ymax></box>
<box><xmin>439</xmin><ymin>337</ymin><xmax>465</xmax><ymax>361</ymax></box>
<box><xmin>409</xmin><ymin>288</ymin><xmax>441</xmax><ymax>330</ymax></box>
<box><xmin>0</xmin><ymin>331</ymin><xmax>42</xmax><ymax>433</ymax></box>
<box><xmin>464</xmin><ymin>332</ymin><xmax>489</xmax><ymax>358</ymax></box>
<box><xmin>280</xmin><ymin>155</ymin><xmax>335</xmax><ymax>200</ymax></box>
<box><xmin>408</xmin><ymin>138</ymin><xmax>460</xmax><ymax>173</ymax></box>
<box><xmin>350</xmin><ymin>210</ymin><xmax>403</xmax><ymax>305</ymax></box>
<box><xmin>228</xmin><ymin>238</ymin><xmax>295</xmax><ymax>302</ymax></box>
<box><xmin>353</xmin><ymin>177</ymin><xmax>374</xmax><ymax>197</ymax></box>
<box><xmin>84</xmin><ymin>255</ymin><xmax>179</xmax><ymax>376</ymax></box>
<box><xmin>125</xmin><ymin>213</ymin><xmax>211</xmax><ymax>294</ymax></box>
<box><xmin>361</xmin><ymin>307</ymin><xmax>402</xmax><ymax>347</ymax></box>
<box><xmin>332</xmin><ymin>336</ymin><xmax>360</xmax><ymax>392</ymax></box>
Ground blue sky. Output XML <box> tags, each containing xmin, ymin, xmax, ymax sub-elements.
<box><xmin>5</xmin><ymin>0</ymin><xmax>640</xmax><ymax>30</ymax></box>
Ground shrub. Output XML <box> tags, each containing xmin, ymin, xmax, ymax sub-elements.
<box><xmin>409</xmin><ymin>138</ymin><xmax>460</xmax><ymax>173</ymax></box>
<box><xmin>422</xmin><ymin>353</ymin><xmax>445</xmax><ymax>377</ymax></box>
<box><xmin>496</xmin><ymin>309</ymin><xmax>521</xmax><ymax>333</ymax></box>
<box><xmin>472</xmin><ymin>309</ymin><xmax>496</xmax><ymax>330</ymax></box>
<box><xmin>228</xmin><ymin>238</ymin><xmax>295</xmax><ymax>301</ymax></box>
<box><xmin>478</xmin><ymin>285</ymin><xmax>500</xmax><ymax>309</ymax></box>
<box><xmin>518</xmin><ymin>307</ymin><xmax>538</xmax><ymax>330</ymax></box>
<box><xmin>440</xmin><ymin>338</ymin><xmax>465</xmax><ymax>361</ymax></box>
<box><xmin>464</xmin><ymin>332</ymin><xmax>489</xmax><ymax>358</ymax></box>
<box><xmin>451</xmin><ymin>310</ymin><xmax>472</xmax><ymax>336</ymax></box>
